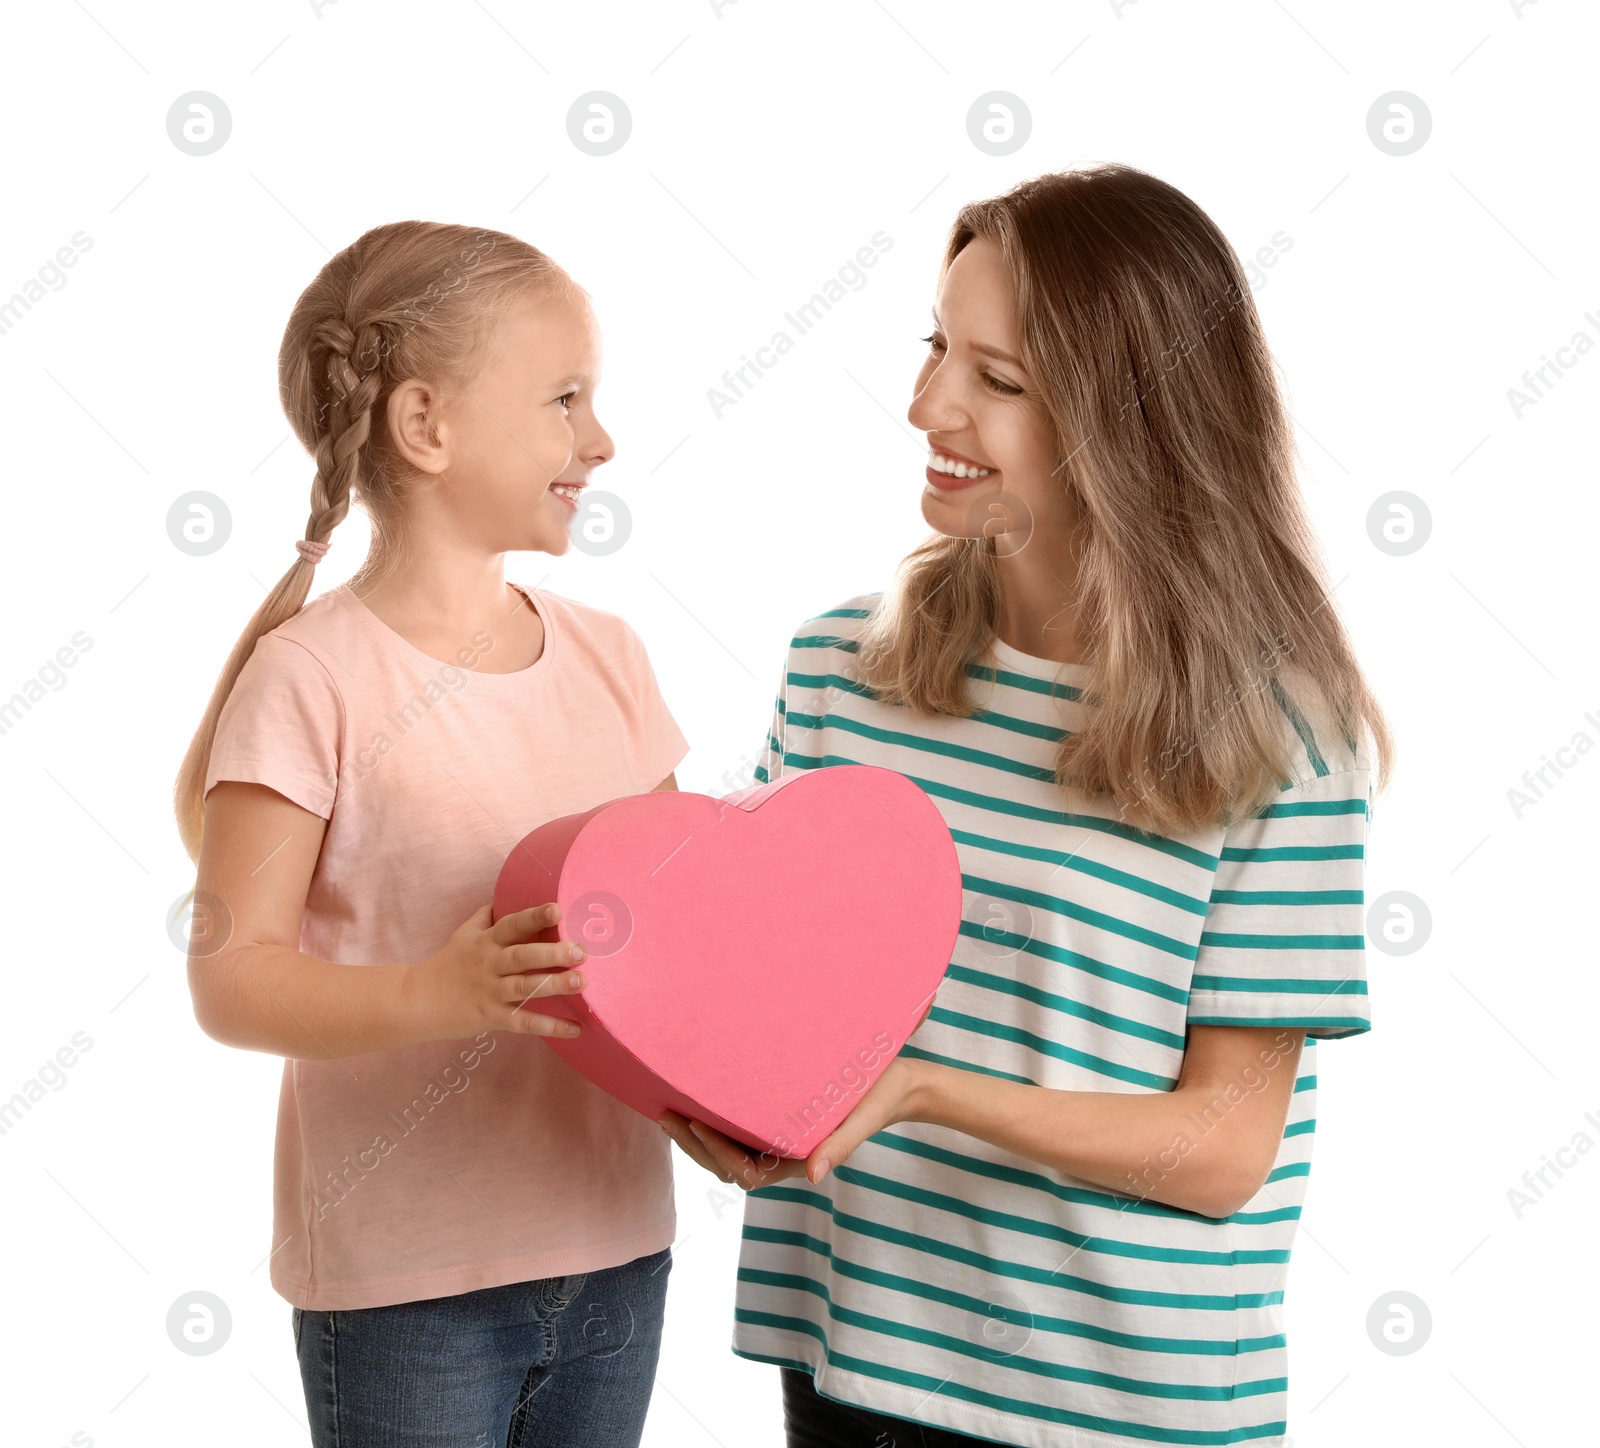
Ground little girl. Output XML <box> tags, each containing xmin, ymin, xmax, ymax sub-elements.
<box><xmin>173</xmin><ymin>222</ymin><xmax>687</xmax><ymax>1447</ymax></box>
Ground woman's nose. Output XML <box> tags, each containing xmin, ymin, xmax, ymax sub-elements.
<box><xmin>908</xmin><ymin>365</ymin><xmax>965</xmax><ymax>435</ymax></box>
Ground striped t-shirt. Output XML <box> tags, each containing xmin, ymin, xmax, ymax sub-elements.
<box><xmin>731</xmin><ymin>596</ymin><xmax>1374</xmax><ymax>1448</ymax></box>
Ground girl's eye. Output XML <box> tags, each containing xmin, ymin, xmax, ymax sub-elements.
<box><xmin>556</xmin><ymin>392</ymin><xmax>575</xmax><ymax>410</ymax></box>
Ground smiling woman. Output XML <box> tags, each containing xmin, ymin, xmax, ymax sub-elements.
<box><xmin>661</xmin><ymin>164</ymin><xmax>1393</xmax><ymax>1448</ymax></box>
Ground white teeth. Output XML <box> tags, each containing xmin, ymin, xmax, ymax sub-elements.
<box><xmin>927</xmin><ymin>450</ymin><xmax>992</xmax><ymax>478</ymax></box>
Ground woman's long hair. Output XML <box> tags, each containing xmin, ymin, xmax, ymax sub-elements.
<box><xmin>856</xmin><ymin>165</ymin><xmax>1393</xmax><ymax>835</ymax></box>
<box><xmin>173</xmin><ymin>222</ymin><xmax>573</xmax><ymax>861</ymax></box>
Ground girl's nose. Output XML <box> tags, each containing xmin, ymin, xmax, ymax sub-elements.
<box><xmin>583</xmin><ymin>416</ymin><xmax>616</xmax><ymax>467</ymax></box>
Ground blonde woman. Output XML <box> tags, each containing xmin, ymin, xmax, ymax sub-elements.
<box><xmin>662</xmin><ymin>165</ymin><xmax>1390</xmax><ymax>1448</ymax></box>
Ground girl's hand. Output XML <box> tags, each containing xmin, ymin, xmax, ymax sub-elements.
<box><xmin>401</xmin><ymin>901</ymin><xmax>587</xmax><ymax>1041</ymax></box>
<box><xmin>659</xmin><ymin>1057</ymin><xmax>927</xmax><ymax>1189</ymax></box>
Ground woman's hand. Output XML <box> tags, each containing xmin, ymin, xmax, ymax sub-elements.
<box><xmin>659</xmin><ymin>1057</ymin><xmax>927</xmax><ymax>1188</ymax></box>
<box><xmin>401</xmin><ymin>901</ymin><xmax>588</xmax><ymax>1041</ymax></box>
<box><xmin>657</xmin><ymin>1111</ymin><xmax>811</xmax><ymax>1190</ymax></box>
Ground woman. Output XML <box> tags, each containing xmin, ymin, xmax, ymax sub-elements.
<box><xmin>661</xmin><ymin>164</ymin><xmax>1391</xmax><ymax>1448</ymax></box>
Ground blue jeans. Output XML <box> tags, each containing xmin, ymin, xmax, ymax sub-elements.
<box><xmin>293</xmin><ymin>1246</ymin><xmax>671</xmax><ymax>1447</ymax></box>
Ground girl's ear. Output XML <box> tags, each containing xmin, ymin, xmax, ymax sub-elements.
<box><xmin>386</xmin><ymin>378</ymin><xmax>451</xmax><ymax>475</ymax></box>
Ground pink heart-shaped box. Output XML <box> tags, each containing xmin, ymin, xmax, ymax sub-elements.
<box><xmin>491</xmin><ymin>764</ymin><xmax>961</xmax><ymax>1159</ymax></box>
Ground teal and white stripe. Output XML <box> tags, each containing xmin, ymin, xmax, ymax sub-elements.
<box><xmin>732</xmin><ymin>597</ymin><xmax>1373</xmax><ymax>1448</ymax></box>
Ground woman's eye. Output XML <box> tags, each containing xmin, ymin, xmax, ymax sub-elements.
<box><xmin>921</xmin><ymin>334</ymin><xmax>1019</xmax><ymax>395</ymax></box>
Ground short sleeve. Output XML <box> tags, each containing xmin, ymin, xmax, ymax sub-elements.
<box><xmin>205</xmin><ymin>633</ymin><xmax>344</xmax><ymax>820</ymax></box>
<box><xmin>617</xmin><ymin>622</ymin><xmax>690</xmax><ymax>789</ymax></box>
<box><xmin>1187</xmin><ymin>766</ymin><xmax>1374</xmax><ymax>1040</ymax></box>
<box><xmin>753</xmin><ymin>652</ymin><xmax>790</xmax><ymax>786</ymax></box>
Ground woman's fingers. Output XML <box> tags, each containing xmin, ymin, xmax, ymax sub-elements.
<box><xmin>688</xmin><ymin>1120</ymin><xmax>806</xmax><ymax>1190</ymax></box>
<box><xmin>658</xmin><ymin>1112</ymin><xmax>813</xmax><ymax>1190</ymax></box>
<box><xmin>686</xmin><ymin>1123</ymin><xmax>752</xmax><ymax>1185</ymax></box>
<box><xmin>796</xmin><ymin>1057</ymin><xmax>913</xmax><ymax>1184</ymax></box>
<box><xmin>659</xmin><ymin>1112</ymin><xmax>735</xmax><ymax>1182</ymax></box>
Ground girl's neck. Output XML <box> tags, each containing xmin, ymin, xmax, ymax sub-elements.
<box><xmin>348</xmin><ymin>553</ymin><xmax>545</xmax><ymax>674</ymax></box>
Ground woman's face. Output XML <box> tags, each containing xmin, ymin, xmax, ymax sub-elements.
<box><xmin>908</xmin><ymin>236</ymin><xmax>1067</xmax><ymax>546</ymax></box>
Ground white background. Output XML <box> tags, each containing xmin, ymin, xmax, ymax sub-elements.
<box><xmin>1</xmin><ymin>1</ymin><xmax>1594</xmax><ymax>1445</ymax></box>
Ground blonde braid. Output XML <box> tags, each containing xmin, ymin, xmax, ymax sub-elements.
<box><xmin>297</xmin><ymin>316</ymin><xmax>389</xmax><ymax>560</ymax></box>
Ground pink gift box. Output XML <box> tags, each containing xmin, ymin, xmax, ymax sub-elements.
<box><xmin>491</xmin><ymin>764</ymin><xmax>962</xmax><ymax>1158</ymax></box>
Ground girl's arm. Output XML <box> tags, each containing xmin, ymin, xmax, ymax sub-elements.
<box><xmin>188</xmin><ymin>781</ymin><xmax>588</xmax><ymax>1059</ymax></box>
<box><xmin>662</xmin><ymin>1023</ymin><xmax>1306</xmax><ymax>1220</ymax></box>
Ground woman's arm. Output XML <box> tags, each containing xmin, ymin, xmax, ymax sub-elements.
<box><xmin>901</xmin><ymin>1023</ymin><xmax>1305</xmax><ymax>1217</ymax></box>
<box><xmin>188</xmin><ymin>781</ymin><xmax>587</xmax><ymax>1058</ymax></box>
<box><xmin>663</xmin><ymin>1023</ymin><xmax>1306</xmax><ymax>1220</ymax></box>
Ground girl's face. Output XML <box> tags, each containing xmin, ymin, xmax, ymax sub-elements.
<box><xmin>908</xmin><ymin>236</ymin><xmax>1067</xmax><ymax>546</ymax></box>
<box><xmin>393</xmin><ymin>290</ymin><xmax>614</xmax><ymax>557</ymax></box>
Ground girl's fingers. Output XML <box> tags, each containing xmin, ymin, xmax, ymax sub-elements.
<box><xmin>506</xmin><ymin>968</ymin><xmax>585</xmax><ymax>1003</ymax></box>
<box><xmin>504</xmin><ymin>1005</ymin><xmax>581</xmax><ymax>1039</ymax></box>
<box><xmin>504</xmin><ymin>939</ymin><xmax>585</xmax><ymax>976</ymax></box>
<box><xmin>489</xmin><ymin>901</ymin><xmax>561</xmax><ymax>945</ymax></box>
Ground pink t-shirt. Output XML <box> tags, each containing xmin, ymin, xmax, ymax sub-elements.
<box><xmin>204</xmin><ymin>581</ymin><xmax>690</xmax><ymax>1310</ymax></box>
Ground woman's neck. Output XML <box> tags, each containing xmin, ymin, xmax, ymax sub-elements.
<box><xmin>992</xmin><ymin>527</ymin><xmax>1087</xmax><ymax>665</ymax></box>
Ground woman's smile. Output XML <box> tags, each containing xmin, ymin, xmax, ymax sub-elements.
<box><xmin>924</xmin><ymin>442</ymin><xmax>999</xmax><ymax>491</ymax></box>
